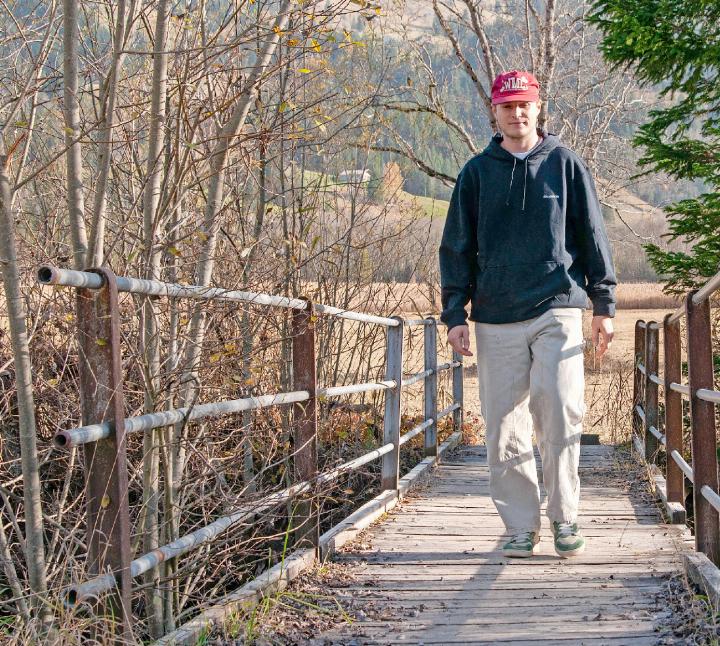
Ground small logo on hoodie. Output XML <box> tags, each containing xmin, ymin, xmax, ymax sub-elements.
<box><xmin>543</xmin><ymin>193</ymin><xmax>560</xmax><ymax>199</ymax></box>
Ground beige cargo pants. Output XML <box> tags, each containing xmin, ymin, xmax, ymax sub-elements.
<box><xmin>474</xmin><ymin>308</ymin><xmax>585</xmax><ymax>535</ymax></box>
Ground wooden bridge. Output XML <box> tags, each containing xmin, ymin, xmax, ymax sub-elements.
<box><xmin>296</xmin><ymin>444</ymin><xmax>690</xmax><ymax>645</ymax></box>
<box><xmin>36</xmin><ymin>265</ymin><xmax>720</xmax><ymax>644</ymax></box>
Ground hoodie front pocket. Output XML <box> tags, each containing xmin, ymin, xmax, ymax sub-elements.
<box><xmin>476</xmin><ymin>261</ymin><xmax>572</xmax><ymax>310</ymax></box>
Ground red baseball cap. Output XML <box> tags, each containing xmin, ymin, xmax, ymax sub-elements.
<box><xmin>491</xmin><ymin>70</ymin><xmax>540</xmax><ymax>105</ymax></box>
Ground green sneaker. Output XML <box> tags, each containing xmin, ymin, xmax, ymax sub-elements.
<box><xmin>502</xmin><ymin>531</ymin><xmax>539</xmax><ymax>558</ymax></box>
<box><xmin>552</xmin><ymin>521</ymin><xmax>586</xmax><ymax>558</ymax></box>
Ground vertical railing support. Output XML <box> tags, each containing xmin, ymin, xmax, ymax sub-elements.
<box><xmin>644</xmin><ymin>322</ymin><xmax>659</xmax><ymax>460</ymax></box>
<box><xmin>424</xmin><ymin>318</ymin><xmax>438</xmax><ymax>457</ymax></box>
<box><xmin>663</xmin><ymin>313</ymin><xmax>684</xmax><ymax>504</ymax></box>
<box><xmin>632</xmin><ymin>320</ymin><xmax>646</xmax><ymax>451</ymax></box>
<box><xmin>686</xmin><ymin>291</ymin><xmax>720</xmax><ymax>564</ymax></box>
<box><xmin>382</xmin><ymin>317</ymin><xmax>403</xmax><ymax>491</ymax></box>
<box><xmin>77</xmin><ymin>268</ymin><xmax>132</xmax><ymax>640</ymax></box>
<box><xmin>292</xmin><ymin>300</ymin><xmax>319</xmax><ymax>552</ymax></box>
<box><xmin>452</xmin><ymin>350</ymin><xmax>464</xmax><ymax>435</ymax></box>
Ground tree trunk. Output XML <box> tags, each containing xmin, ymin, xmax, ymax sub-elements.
<box><xmin>140</xmin><ymin>0</ymin><xmax>171</xmax><ymax>635</ymax></box>
<box><xmin>62</xmin><ymin>0</ymin><xmax>88</xmax><ymax>269</ymax></box>
<box><xmin>0</xmin><ymin>156</ymin><xmax>51</xmax><ymax>630</ymax></box>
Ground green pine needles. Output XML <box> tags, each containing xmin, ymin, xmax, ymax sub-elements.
<box><xmin>589</xmin><ymin>0</ymin><xmax>720</xmax><ymax>293</ymax></box>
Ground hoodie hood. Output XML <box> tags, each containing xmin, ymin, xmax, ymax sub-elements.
<box><xmin>483</xmin><ymin>130</ymin><xmax>560</xmax><ymax>161</ymax></box>
<box><xmin>484</xmin><ymin>131</ymin><xmax>561</xmax><ymax>211</ymax></box>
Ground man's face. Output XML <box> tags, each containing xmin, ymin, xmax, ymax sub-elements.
<box><xmin>492</xmin><ymin>100</ymin><xmax>541</xmax><ymax>139</ymax></box>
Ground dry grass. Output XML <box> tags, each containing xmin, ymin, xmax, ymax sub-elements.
<box><xmin>306</xmin><ymin>281</ymin><xmax>681</xmax><ymax>319</ymax></box>
<box><xmin>615</xmin><ymin>283</ymin><xmax>680</xmax><ymax>309</ymax></box>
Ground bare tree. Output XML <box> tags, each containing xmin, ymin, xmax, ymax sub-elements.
<box><xmin>376</xmin><ymin>0</ymin><xmax>643</xmax><ymax>193</ymax></box>
<box><xmin>0</xmin><ymin>1</ymin><xmax>459</xmax><ymax>641</ymax></box>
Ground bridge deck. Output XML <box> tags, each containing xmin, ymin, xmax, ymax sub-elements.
<box><xmin>305</xmin><ymin>445</ymin><xmax>691</xmax><ymax>645</ymax></box>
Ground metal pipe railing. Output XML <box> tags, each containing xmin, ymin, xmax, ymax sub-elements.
<box><xmin>41</xmin><ymin>264</ymin><xmax>466</xmax><ymax>628</ymax></box>
<box><xmin>437</xmin><ymin>402</ymin><xmax>461</xmax><ymax>420</ymax></box>
<box><xmin>702</xmin><ymin>485</ymin><xmax>720</xmax><ymax>513</ymax></box>
<box><xmin>635</xmin><ymin>404</ymin><xmax>646</xmax><ymax>424</ymax></box>
<box><xmin>318</xmin><ymin>443</ymin><xmax>395</xmax><ymax>483</ymax></box>
<box><xmin>399</xmin><ymin>419</ymin><xmax>433</xmax><ymax>446</ymax></box>
<box><xmin>437</xmin><ymin>360</ymin><xmax>461</xmax><ymax>372</ymax></box>
<box><xmin>695</xmin><ymin>271</ymin><xmax>720</xmax><ymax>304</ymax></box>
<box><xmin>670</xmin><ymin>382</ymin><xmax>690</xmax><ymax>396</ymax></box>
<box><xmin>321</xmin><ymin>381</ymin><xmax>396</xmax><ymax>398</ymax></box>
<box><xmin>56</xmin><ymin>381</ymin><xmax>403</xmax><ymax>448</ymax></box>
<box><xmin>38</xmin><ymin>265</ymin><xmax>400</xmax><ymax>328</ymax></box>
<box><xmin>697</xmin><ymin>388</ymin><xmax>720</xmax><ymax>404</ymax></box>
<box><xmin>67</xmin><ymin>480</ymin><xmax>310</xmax><ymax>604</ymax></box>
<box><xmin>667</xmin><ymin>267</ymin><xmax>720</xmax><ymax>324</ymax></box>
<box><xmin>401</xmin><ymin>369</ymin><xmax>433</xmax><ymax>388</ymax></box>
<box><xmin>67</xmin><ymin>440</ymin><xmax>397</xmax><ymax>604</ymax></box>
<box><xmin>648</xmin><ymin>425</ymin><xmax>665</xmax><ymax>444</ymax></box>
<box><xmin>671</xmin><ymin>450</ymin><xmax>694</xmax><ymax>482</ymax></box>
<box><xmin>55</xmin><ymin>391</ymin><xmax>311</xmax><ymax>448</ymax></box>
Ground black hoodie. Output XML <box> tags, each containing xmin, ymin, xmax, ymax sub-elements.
<box><xmin>439</xmin><ymin>132</ymin><xmax>617</xmax><ymax>328</ymax></box>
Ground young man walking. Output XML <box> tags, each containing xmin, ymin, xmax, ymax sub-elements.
<box><xmin>439</xmin><ymin>70</ymin><xmax>616</xmax><ymax>558</ymax></box>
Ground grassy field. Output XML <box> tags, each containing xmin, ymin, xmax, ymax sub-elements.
<box><xmin>398</xmin><ymin>191</ymin><xmax>450</xmax><ymax>219</ymax></box>
<box><xmin>299</xmin><ymin>168</ymin><xmax>449</xmax><ymax>218</ymax></box>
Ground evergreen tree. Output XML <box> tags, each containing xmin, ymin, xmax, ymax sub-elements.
<box><xmin>589</xmin><ymin>0</ymin><xmax>720</xmax><ymax>292</ymax></box>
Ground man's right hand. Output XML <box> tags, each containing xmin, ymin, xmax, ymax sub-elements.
<box><xmin>447</xmin><ymin>324</ymin><xmax>473</xmax><ymax>357</ymax></box>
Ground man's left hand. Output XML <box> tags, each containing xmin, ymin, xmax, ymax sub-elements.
<box><xmin>591</xmin><ymin>315</ymin><xmax>614</xmax><ymax>360</ymax></box>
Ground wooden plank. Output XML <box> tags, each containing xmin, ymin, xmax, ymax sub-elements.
<box><xmin>317</xmin><ymin>636</ymin><xmax>659</xmax><ymax>646</ymax></box>
<box><xmin>325</xmin><ymin>586</ymin><xmax>667</xmax><ymax>601</ymax></box>
<box><xmin>320</xmin><ymin>617</ymin><xmax>657</xmax><ymax>644</ymax></box>
<box><xmin>320</xmin><ymin>595</ymin><xmax>661</xmax><ymax>611</ymax></box>
<box><xmin>337</xmin><ymin>580</ymin><xmax>669</xmax><ymax>592</ymax></box>
<box><xmin>344</xmin><ymin>567</ymin><xmax>676</xmax><ymax>578</ymax></box>
<box><xmin>337</xmin><ymin>555</ymin><xmax>679</xmax><ymax>566</ymax></box>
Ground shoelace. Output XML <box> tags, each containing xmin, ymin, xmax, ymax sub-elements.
<box><xmin>510</xmin><ymin>531</ymin><xmax>534</xmax><ymax>545</ymax></box>
<box><xmin>555</xmin><ymin>522</ymin><xmax>575</xmax><ymax>537</ymax></box>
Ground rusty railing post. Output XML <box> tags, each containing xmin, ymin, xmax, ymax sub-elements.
<box><xmin>292</xmin><ymin>300</ymin><xmax>319</xmax><ymax>552</ymax></box>
<box><xmin>77</xmin><ymin>268</ymin><xmax>132</xmax><ymax>639</ymax></box>
<box><xmin>632</xmin><ymin>320</ymin><xmax>646</xmax><ymax>452</ymax></box>
<box><xmin>686</xmin><ymin>291</ymin><xmax>720</xmax><ymax>564</ymax></box>
<box><xmin>424</xmin><ymin>318</ymin><xmax>438</xmax><ymax>457</ymax></box>
<box><xmin>452</xmin><ymin>349</ymin><xmax>464</xmax><ymax>436</ymax></box>
<box><xmin>663</xmin><ymin>313</ymin><xmax>684</xmax><ymax>504</ymax></box>
<box><xmin>382</xmin><ymin>317</ymin><xmax>403</xmax><ymax>491</ymax></box>
<box><xmin>644</xmin><ymin>322</ymin><xmax>659</xmax><ymax>461</ymax></box>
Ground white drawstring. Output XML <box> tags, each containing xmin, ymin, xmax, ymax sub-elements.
<box><xmin>506</xmin><ymin>157</ymin><xmax>517</xmax><ymax>206</ymax></box>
